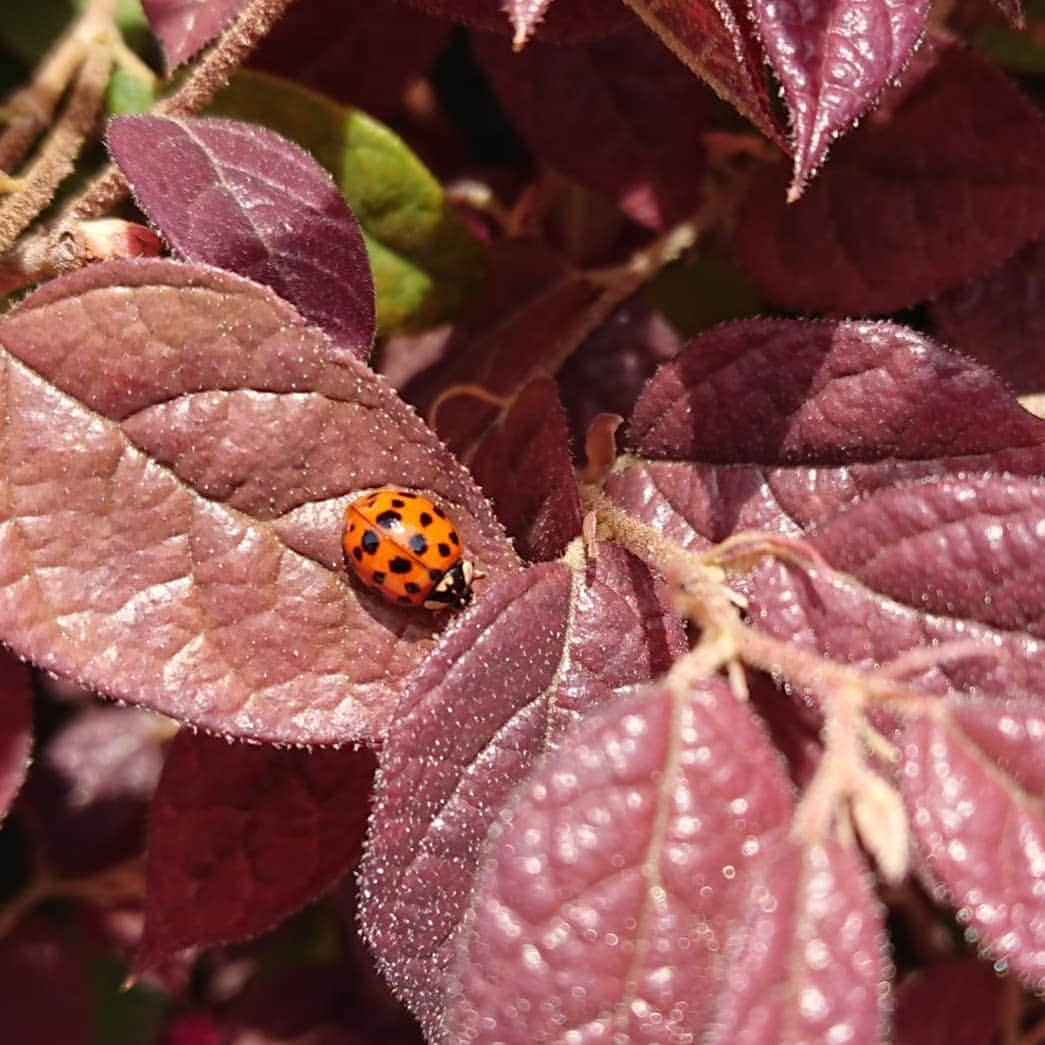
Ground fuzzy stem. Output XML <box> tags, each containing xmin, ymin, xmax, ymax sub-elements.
<box><xmin>0</xmin><ymin>0</ymin><xmax>115</xmax><ymax>174</ymax></box>
<box><xmin>0</xmin><ymin>43</ymin><xmax>112</xmax><ymax>255</ymax></box>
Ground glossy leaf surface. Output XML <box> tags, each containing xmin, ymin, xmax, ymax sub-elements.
<box><xmin>446</xmin><ymin>677</ymin><xmax>794</xmax><ymax>1040</ymax></box>
<box><xmin>361</xmin><ymin>549</ymin><xmax>685</xmax><ymax>1033</ymax></box>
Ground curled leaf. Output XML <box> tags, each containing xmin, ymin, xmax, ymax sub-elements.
<box><xmin>142</xmin><ymin>0</ymin><xmax>247</xmax><ymax>70</ymax></box>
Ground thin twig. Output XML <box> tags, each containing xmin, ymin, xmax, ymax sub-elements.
<box><xmin>0</xmin><ymin>43</ymin><xmax>112</xmax><ymax>255</ymax></box>
<box><xmin>0</xmin><ymin>0</ymin><xmax>116</xmax><ymax>174</ymax></box>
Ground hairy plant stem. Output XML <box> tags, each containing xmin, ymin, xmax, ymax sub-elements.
<box><xmin>63</xmin><ymin>0</ymin><xmax>302</xmax><ymax>223</ymax></box>
<box><xmin>0</xmin><ymin>44</ymin><xmax>113</xmax><ymax>256</ymax></box>
<box><xmin>0</xmin><ymin>0</ymin><xmax>116</xmax><ymax>176</ymax></box>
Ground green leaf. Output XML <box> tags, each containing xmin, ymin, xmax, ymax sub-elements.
<box><xmin>210</xmin><ymin>69</ymin><xmax>487</xmax><ymax>335</ymax></box>
<box><xmin>106</xmin><ymin>65</ymin><xmax>154</xmax><ymax>115</ymax></box>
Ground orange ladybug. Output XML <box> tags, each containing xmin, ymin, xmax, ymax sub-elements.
<box><xmin>343</xmin><ymin>489</ymin><xmax>478</xmax><ymax>610</ymax></box>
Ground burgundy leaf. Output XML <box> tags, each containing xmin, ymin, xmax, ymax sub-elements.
<box><xmin>360</xmin><ymin>548</ymin><xmax>685</xmax><ymax>1034</ymax></box>
<box><xmin>142</xmin><ymin>0</ymin><xmax>247</xmax><ymax>71</ymax></box>
<box><xmin>108</xmin><ymin>116</ymin><xmax>374</xmax><ymax>359</ymax></box>
<box><xmin>138</xmin><ymin>731</ymin><xmax>376</xmax><ymax>969</ymax></box>
<box><xmin>751</xmin><ymin>0</ymin><xmax>928</xmax><ymax>194</ymax></box>
<box><xmin>745</xmin><ymin>475</ymin><xmax>1045</xmax><ymax>709</ymax></box>
<box><xmin>613</xmin><ymin>319</ymin><xmax>1045</xmax><ymax>547</ymax></box>
<box><xmin>0</xmin><ymin>918</ymin><xmax>91</xmax><ymax>1045</ymax></box>
<box><xmin>893</xmin><ymin>959</ymin><xmax>1003</xmax><ymax>1045</ymax></box>
<box><xmin>733</xmin><ymin>46</ymin><xmax>1045</xmax><ymax>313</ymax></box>
<box><xmin>20</xmin><ymin>706</ymin><xmax>165</xmax><ymax>876</ymax></box>
<box><xmin>621</xmin><ymin>0</ymin><xmax>786</xmax><ymax>146</ymax></box>
<box><xmin>0</xmin><ymin>650</ymin><xmax>32</xmax><ymax>824</ymax></box>
<box><xmin>445</xmin><ymin>677</ymin><xmax>794</xmax><ymax>1040</ymax></box>
<box><xmin>708</xmin><ymin>838</ymin><xmax>887</xmax><ymax>1044</ymax></box>
<box><xmin>932</xmin><ymin>234</ymin><xmax>1045</xmax><ymax>395</ymax></box>
<box><xmin>469</xmin><ymin>378</ymin><xmax>582</xmax><ymax>562</ymax></box>
<box><xmin>404</xmin><ymin>241</ymin><xmax>600</xmax><ymax>458</ymax></box>
<box><xmin>807</xmin><ymin>477</ymin><xmax>1045</xmax><ymax>638</ymax></box>
<box><xmin>901</xmin><ymin>695</ymin><xmax>1045</xmax><ymax>986</ymax></box>
<box><xmin>252</xmin><ymin>0</ymin><xmax>450</xmax><ymax>115</ymax></box>
<box><xmin>0</xmin><ymin>259</ymin><xmax>518</xmax><ymax>744</ymax></box>
<box><xmin>557</xmin><ymin>296</ymin><xmax>680</xmax><ymax>455</ymax></box>
<box><xmin>399</xmin><ymin>0</ymin><xmax>634</xmax><ymax>40</ymax></box>
<box><xmin>474</xmin><ymin>23</ymin><xmax>708</xmax><ymax>229</ymax></box>
<box><xmin>749</xmin><ymin>554</ymin><xmax>1044</xmax><ymax>707</ymax></box>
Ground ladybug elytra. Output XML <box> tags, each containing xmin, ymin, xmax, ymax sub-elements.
<box><xmin>342</xmin><ymin>489</ymin><xmax>478</xmax><ymax>610</ymax></box>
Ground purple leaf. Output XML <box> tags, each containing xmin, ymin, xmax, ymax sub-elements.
<box><xmin>252</xmin><ymin>0</ymin><xmax>450</xmax><ymax>116</ymax></box>
<box><xmin>474</xmin><ymin>21</ymin><xmax>708</xmax><ymax>229</ymax></box>
<box><xmin>894</xmin><ymin>959</ymin><xmax>1003</xmax><ymax>1045</ymax></box>
<box><xmin>0</xmin><ymin>259</ymin><xmax>518</xmax><ymax>744</ymax></box>
<box><xmin>806</xmin><ymin>477</ymin><xmax>1045</xmax><ymax>638</ymax></box>
<box><xmin>620</xmin><ymin>0</ymin><xmax>787</xmax><ymax>146</ymax></box>
<box><xmin>901</xmin><ymin>695</ymin><xmax>1045</xmax><ymax>986</ymax></box>
<box><xmin>445</xmin><ymin>677</ymin><xmax>794</xmax><ymax>1039</ymax></box>
<box><xmin>0</xmin><ymin>650</ymin><xmax>32</xmax><ymax>824</ymax></box>
<box><xmin>360</xmin><ymin>549</ymin><xmax>685</xmax><ymax>1034</ymax></box>
<box><xmin>613</xmin><ymin>319</ymin><xmax>1045</xmax><ymax>547</ymax></box>
<box><xmin>746</xmin><ymin>476</ymin><xmax>1045</xmax><ymax>703</ymax></box>
<box><xmin>469</xmin><ymin>378</ymin><xmax>583</xmax><ymax>562</ymax></box>
<box><xmin>557</xmin><ymin>297</ymin><xmax>680</xmax><ymax>456</ymax></box>
<box><xmin>19</xmin><ymin>707</ymin><xmax>165</xmax><ymax>876</ymax></box>
<box><xmin>108</xmin><ymin>115</ymin><xmax>375</xmax><ymax>359</ymax></box>
<box><xmin>142</xmin><ymin>0</ymin><xmax>247</xmax><ymax>71</ymax></box>
<box><xmin>751</xmin><ymin>0</ymin><xmax>928</xmax><ymax>195</ymax></box>
<box><xmin>0</xmin><ymin>919</ymin><xmax>91</xmax><ymax>1045</ymax></box>
<box><xmin>708</xmin><ymin>838</ymin><xmax>887</xmax><ymax>1044</ymax></box>
<box><xmin>399</xmin><ymin>0</ymin><xmax>634</xmax><ymax>40</ymax></box>
<box><xmin>138</xmin><ymin>731</ymin><xmax>376</xmax><ymax>969</ymax></box>
<box><xmin>733</xmin><ymin>46</ymin><xmax>1045</xmax><ymax>313</ymax></box>
<box><xmin>932</xmin><ymin>233</ymin><xmax>1045</xmax><ymax>395</ymax></box>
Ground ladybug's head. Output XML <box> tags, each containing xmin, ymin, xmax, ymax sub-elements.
<box><xmin>424</xmin><ymin>560</ymin><xmax>478</xmax><ymax>611</ymax></box>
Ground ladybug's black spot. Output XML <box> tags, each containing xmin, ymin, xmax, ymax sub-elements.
<box><xmin>408</xmin><ymin>534</ymin><xmax>428</xmax><ymax>555</ymax></box>
<box><xmin>434</xmin><ymin>505</ymin><xmax>447</xmax><ymax>518</ymax></box>
<box><xmin>377</xmin><ymin>510</ymin><xmax>402</xmax><ymax>529</ymax></box>
<box><xmin>348</xmin><ymin>522</ymin><xmax>355</xmax><ymax>532</ymax></box>
<box><xmin>419</xmin><ymin>512</ymin><xmax>433</xmax><ymax>527</ymax></box>
<box><xmin>389</xmin><ymin>556</ymin><xmax>412</xmax><ymax>574</ymax></box>
<box><xmin>405</xmin><ymin>581</ymin><xmax>421</xmax><ymax>594</ymax></box>
<box><xmin>429</xmin><ymin>568</ymin><xmax>443</xmax><ymax>581</ymax></box>
<box><xmin>449</xmin><ymin>530</ymin><xmax>460</xmax><ymax>546</ymax></box>
<box><xmin>391</xmin><ymin>498</ymin><xmax>405</xmax><ymax>508</ymax></box>
<box><xmin>372</xmin><ymin>571</ymin><xmax>386</xmax><ymax>585</ymax></box>
<box><xmin>398</xmin><ymin>595</ymin><xmax>412</xmax><ymax>604</ymax></box>
<box><xmin>361</xmin><ymin>530</ymin><xmax>380</xmax><ymax>554</ymax></box>
<box><xmin>437</xmin><ymin>542</ymin><xmax>451</xmax><ymax>558</ymax></box>
<box><xmin>352</xmin><ymin>547</ymin><xmax>363</xmax><ymax>562</ymax></box>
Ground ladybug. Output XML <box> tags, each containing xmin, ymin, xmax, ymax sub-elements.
<box><xmin>343</xmin><ymin>489</ymin><xmax>478</xmax><ymax>610</ymax></box>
